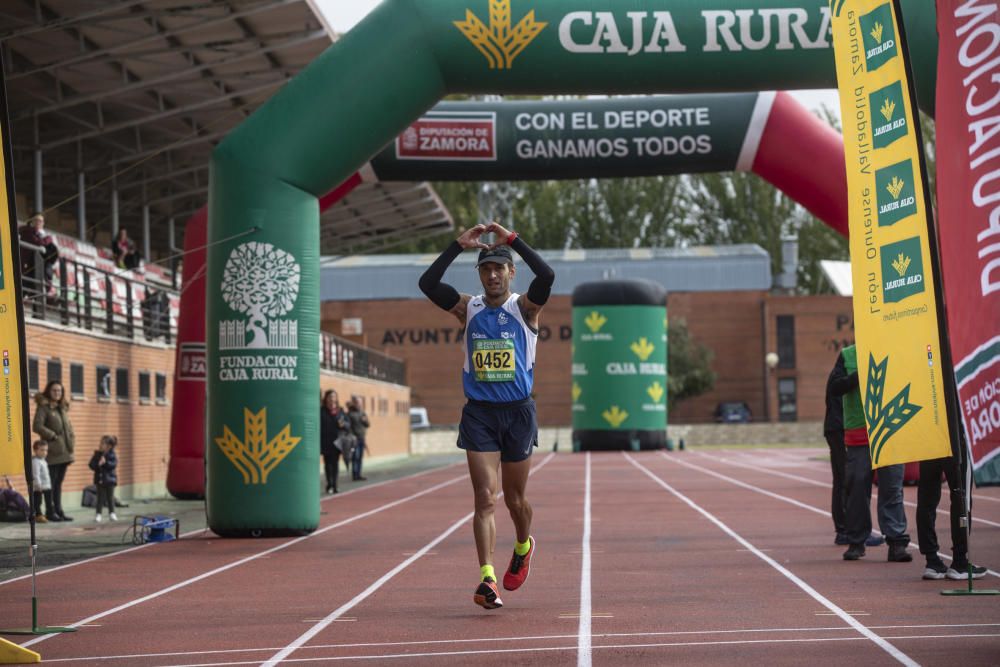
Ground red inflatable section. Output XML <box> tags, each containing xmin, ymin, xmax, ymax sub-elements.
<box><xmin>166</xmin><ymin>207</ymin><xmax>208</xmax><ymax>498</ymax></box>
<box><xmin>166</xmin><ymin>175</ymin><xmax>363</xmax><ymax>498</ymax></box>
<box><xmin>751</xmin><ymin>91</ymin><xmax>849</xmax><ymax>237</ymax></box>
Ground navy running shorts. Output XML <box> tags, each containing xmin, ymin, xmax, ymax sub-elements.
<box><xmin>458</xmin><ymin>398</ymin><xmax>538</xmax><ymax>462</ymax></box>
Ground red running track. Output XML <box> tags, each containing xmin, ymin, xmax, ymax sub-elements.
<box><xmin>2</xmin><ymin>449</ymin><xmax>999</xmax><ymax>666</ymax></box>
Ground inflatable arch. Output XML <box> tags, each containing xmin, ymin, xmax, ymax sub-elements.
<box><xmin>193</xmin><ymin>0</ymin><xmax>938</xmax><ymax>533</ymax></box>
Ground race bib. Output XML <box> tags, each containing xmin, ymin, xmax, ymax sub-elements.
<box><xmin>472</xmin><ymin>338</ymin><xmax>515</xmax><ymax>382</ymax></box>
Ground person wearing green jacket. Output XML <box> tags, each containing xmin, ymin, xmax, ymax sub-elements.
<box><xmin>830</xmin><ymin>345</ymin><xmax>911</xmax><ymax>562</ymax></box>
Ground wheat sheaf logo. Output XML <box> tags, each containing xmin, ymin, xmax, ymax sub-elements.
<box><xmin>880</xmin><ymin>97</ymin><xmax>896</xmax><ymax>122</ymax></box>
<box><xmin>886</xmin><ymin>176</ymin><xmax>905</xmax><ymax>199</ymax></box>
<box><xmin>584</xmin><ymin>311</ymin><xmax>607</xmax><ymax>333</ymax></box>
<box><xmin>870</xmin><ymin>21</ymin><xmax>884</xmax><ymax>44</ymax></box>
<box><xmin>454</xmin><ymin>0</ymin><xmax>546</xmax><ymax>70</ymax></box>
<box><xmin>891</xmin><ymin>252</ymin><xmax>911</xmax><ymax>277</ymax></box>
<box><xmin>646</xmin><ymin>381</ymin><xmax>665</xmax><ymax>403</ymax></box>
<box><xmin>630</xmin><ymin>337</ymin><xmax>655</xmax><ymax>361</ymax></box>
<box><xmin>865</xmin><ymin>353</ymin><xmax>922</xmax><ymax>465</ymax></box>
<box><xmin>215</xmin><ymin>407</ymin><xmax>301</xmax><ymax>484</ymax></box>
<box><xmin>572</xmin><ymin>382</ymin><xmax>582</xmax><ymax>402</ymax></box>
<box><xmin>602</xmin><ymin>405</ymin><xmax>629</xmax><ymax>428</ymax></box>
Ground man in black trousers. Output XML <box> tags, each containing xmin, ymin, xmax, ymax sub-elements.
<box><xmin>916</xmin><ymin>453</ymin><xmax>988</xmax><ymax>580</ymax></box>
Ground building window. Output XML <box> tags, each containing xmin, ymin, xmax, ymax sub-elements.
<box><xmin>139</xmin><ymin>371</ymin><xmax>151</xmax><ymax>404</ymax></box>
<box><xmin>116</xmin><ymin>368</ymin><xmax>129</xmax><ymax>402</ymax></box>
<box><xmin>776</xmin><ymin>315</ymin><xmax>796</xmax><ymax>369</ymax></box>
<box><xmin>27</xmin><ymin>357</ymin><xmax>39</xmax><ymax>393</ymax></box>
<box><xmin>46</xmin><ymin>359</ymin><xmax>62</xmax><ymax>385</ymax></box>
<box><xmin>70</xmin><ymin>363</ymin><xmax>85</xmax><ymax>400</ymax></box>
<box><xmin>155</xmin><ymin>372</ymin><xmax>168</xmax><ymax>405</ymax></box>
<box><xmin>778</xmin><ymin>377</ymin><xmax>798</xmax><ymax>422</ymax></box>
<box><xmin>96</xmin><ymin>366</ymin><xmax>111</xmax><ymax>401</ymax></box>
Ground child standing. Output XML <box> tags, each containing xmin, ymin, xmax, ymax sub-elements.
<box><xmin>88</xmin><ymin>435</ymin><xmax>118</xmax><ymax>522</ymax></box>
<box><xmin>31</xmin><ymin>440</ymin><xmax>55</xmax><ymax>522</ymax></box>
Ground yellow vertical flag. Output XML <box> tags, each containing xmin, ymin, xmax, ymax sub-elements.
<box><xmin>0</xmin><ymin>74</ymin><xmax>28</xmax><ymax>476</ymax></box>
<box><xmin>828</xmin><ymin>0</ymin><xmax>952</xmax><ymax>467</ymax></box>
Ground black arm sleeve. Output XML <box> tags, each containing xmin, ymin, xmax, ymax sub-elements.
<box><xmin>510</xmin><ymin>237</ymin><xmax>555</xmax><ymax>305</ymax></box>
<box><xmin>418</xmin><ymin>241</ymin><xmax>463</xmax><ymax>311</ymax></box>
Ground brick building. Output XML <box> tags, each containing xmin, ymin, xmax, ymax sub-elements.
<box><xmin>319</xmin><ymin>247</ymin><xmax>855</xmax><ymax>427</ymax></box>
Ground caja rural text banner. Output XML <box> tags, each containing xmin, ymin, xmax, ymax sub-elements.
<box><xmin>0</xmin><ymin>72</ymin><xmax>27</xmax><ymax>477</ymax></box>
<box><xmin>936</xmin><ymin>0</ymin><xmax>1000</xmax><ymax>485</ymax></box>
<box><xmin>829</xmin><ymin>0</ymin><xmax>952</xmax><ymax>467</ymax></box>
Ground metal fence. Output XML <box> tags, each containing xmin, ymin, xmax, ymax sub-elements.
<box><xmin>321</xmin><ymin>331</ymin><xmax>406</xmax><ymax>385</ymax></box>
<box><xmin>20</xmin><ymin>241</ymin><xmax>176</xmax><ymax>343</ymax></box>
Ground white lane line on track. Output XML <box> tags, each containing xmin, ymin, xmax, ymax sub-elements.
<box><xmin>624</xmin><ymin>453</ymin><xmax>919</xmax><ymax>667</ymax></box>
<box><xmin>687</xmin><ymin>451</ymin><xmax>1000</xmax><ymax>578</ymax></box>
<box><xmin>0</xmin><ymin>461</ymin><xmax>464</xmax><ymax>589</ymax></box>
<box><xmin>37</xmin><ymin>624</ymin><xmax>1000</xmax><ymax>663</ymax></box>
<box><xmin>261</xmin><ymin>452</ymin><xmax>557</xmax><ymax>667</ymax></box>
<box><xmin>145</xmin><ymin>633</ymin><xmax>1000</xmax><ymax>666</ymax></box>
<box><xmin>577</xmin><ymin>451</ymin><xmax>592</xmax><ymax>667</ymax></box>
<box><xmin>699</xmin><ymin>450</ymin><xmax>1000</xmax><ymax>529</ymax></box>
<box><xmin>19</xmin><ymin>469</ymin><xmax>469</xmax><ymax>649</ymax></box>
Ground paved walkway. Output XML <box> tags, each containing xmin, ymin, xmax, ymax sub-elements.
<box><xmin>0</xmin><ymin>453</ymin><xmax>464</xmax><ymax>583</ymax></box>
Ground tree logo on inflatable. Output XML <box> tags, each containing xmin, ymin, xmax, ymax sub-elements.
<box><xmin>219</xmin><ymin>242</ymin><xmax>300</xmax><ymax>350</ymax></box>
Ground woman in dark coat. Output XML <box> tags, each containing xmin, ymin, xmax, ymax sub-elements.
<box><xmin>33</xmin><ymin>380</ymin><xmax>75</xmax><ymax>521</ymax></box>
<box><xmin>320</xmin><ymin>390</ymin><xmax>349</xmax><ymax>494</ymax></box>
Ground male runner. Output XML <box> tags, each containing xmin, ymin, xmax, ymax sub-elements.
<box><xmin>418</xmin><ymin>221</ymin><xmax>555</xmax><ymax>610</ymax></box>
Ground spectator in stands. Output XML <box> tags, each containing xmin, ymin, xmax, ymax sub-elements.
<box><xmin>320</xmin><ymin>390</ymin><xmax>350</xmax><ymax>494</ymax></box>
<box><xmin>112</xmin><ymin>228</ymin><xmax>141</xmax><ymax>270</ymax></box>
<box><xmin>348</xmin><ymin>398</ymin><xmax>371</xmax><ymax>481</ymax></box>
<box><xmin>18</xmin><ymin>211</ymin><xmax>59</xmax><ymax>296</ymax></box>
<box><xmin>33</xmin><ymin>380</ymin><xmax>75</xmax><ymax>521</ymax></box>
<box><xmin>30</xmin><ymin>441</ymin><xmax>55</xmax><ymax>522</ymax></box>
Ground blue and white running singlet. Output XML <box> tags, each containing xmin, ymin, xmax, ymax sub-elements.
<box><xmin>462</xmin><ymin>293</ymin><xmax>538</xmax><ymax>403</ymax></box>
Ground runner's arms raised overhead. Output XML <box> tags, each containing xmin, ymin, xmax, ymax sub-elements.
<box><xmin>418</xmin><ymin>224</ymin><xmax>492</xmax><ymax>324</ymax></box>
<box><xmin>486</xmin><ymin>222</ymin><xmax>554</xmax><ymax>328</ymax></box>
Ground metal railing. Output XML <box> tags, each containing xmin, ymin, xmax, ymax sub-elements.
<box><xmin>321</xmin><ymin>331</ymin><xmax>406</xmax><ymax>385</ymax></box>
<box><xmin>19</xmin><ymin>241</ymin><xmax>176</xmax><ymax>343</ymax></box>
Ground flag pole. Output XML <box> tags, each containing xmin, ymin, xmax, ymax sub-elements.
<box><xmin>0</xmin><ymin>51</ymin><xmax>79</xmax><ymax>636</ymax></box>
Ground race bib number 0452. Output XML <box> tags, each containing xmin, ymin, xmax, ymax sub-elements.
<box><xmin>473</xmin><ymin>338</ymin><xmax>515</xmax><ymax>382</ymax></box>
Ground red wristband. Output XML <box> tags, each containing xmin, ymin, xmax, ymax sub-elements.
<box><xmin>506</xmin><ymin>232</ymin><xmax>519</xmax><ymax>245</ymax></box>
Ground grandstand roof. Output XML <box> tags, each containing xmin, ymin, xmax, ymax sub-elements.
<box><xmin>320</xmin><ymin>244</ymin><xmax>772</xmax><ymax>301</ymax></box>
<box><xmin>2</xmin><ymin>0</ymin><xmax>450</xmax><ymax>258</ymax></box>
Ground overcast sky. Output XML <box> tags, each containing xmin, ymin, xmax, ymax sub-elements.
<box><xmin>310</xmin><ymin>0</ymin><xmax>841</xmax><ymax>119</ymax></box>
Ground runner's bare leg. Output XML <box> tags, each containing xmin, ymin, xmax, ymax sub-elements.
<box><xmin>467</xmin><ymin>450</ymin><xmax>501</xmax><ymax>568</ymax></box>
<box><xmin>501</xmin><ymin>458</ymin><xmax>532</xmax><ymax>544</ymax></box>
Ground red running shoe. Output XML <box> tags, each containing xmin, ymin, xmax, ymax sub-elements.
<box><xmin>503</xmin><ymin>536</ymin><xmax>535</xmax><ymax>591</ymax></box>
<box><xmin>473</xmin><ymin>577</ymin><xmax>503</xmax><ymax>610</ymax></box>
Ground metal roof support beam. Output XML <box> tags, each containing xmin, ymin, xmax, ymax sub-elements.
<box><xmin>142</xmin><ymin>204</ymin><xmax>150</xmax><ymax>261</ymax></box>
<box><xmin>40</xmin><ymin>79</ymin><xmax>283</xmax><ymax>150</ymax></box>
<box><xmin>33</xmin><ymin>148</ymin><xmax>42</xmax><ymax>213</ymax></box>
<box><xmin>148</xmin><ymin>186</ymin><xmax>208</xmax><ymax>206</ymax></box>
<box><xmin>111</xmin><ymin>183</ymin><xmax>119</xmax><ymax>237</ymax></box>
<box><xmin>109</xmin><ymin>128</ymin><xmax>229</xmax><ymax>165</ymax></box>
<box><xmin>77</xmin><ymin>169</ymin><xmax>86</xmax><ymax>240</ymax></box>
<box><xmin>7</xmin><ymin>0</ymin><xmax>303</xmax><ymax>82</ymax></box>
<box><xmin>0</xmin><ymin>0</ymin><xmax>149</xmax><ymax>40</ymax></box>
<box><xmin>15</xmin><ymin>30</ymin><xmax>324</xmax><ymax>120</ymax></box>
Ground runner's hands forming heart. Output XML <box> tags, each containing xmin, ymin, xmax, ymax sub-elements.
<box><xmin>456</xmin><ymin>223</ymin><xmax>490</xmax><ymax>249</ymax></box>
<box><xmin>485</xmin><ymin>221</ymin><xmax>512</xmax><ymax>248</ymax></box>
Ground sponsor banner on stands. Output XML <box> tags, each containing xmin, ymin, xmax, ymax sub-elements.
<box><xmin>936</xmin><ymin>0</ymin><xmax>1000</xmax><ymax>485</ymax></box>
<box><xmin>830</xmin><ymin>0</ymin><xmax>952</xmax><ymax>467</ymax></box>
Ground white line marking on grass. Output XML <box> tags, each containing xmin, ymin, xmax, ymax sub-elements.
<box><xmin>0</xmin><ymin>461</ymin><xmax>463</xmax><ymax>589</ymax></box>
<box><xmin>261</xmin><ymin>453</ymin><xmax>556</xmax><ymax>667</ymax></box>
<box><xmin>578</xmin><ymin>451</ymin><xmax>592</xmax><ymax>667</ymax></box>
<box><xmin>20</xmin><ymin>471</ymin><xmax>468</xmax><ymax>649</ymax></box>
<box><xmin>624</xmin><ymin>453</ymin><xmax>919</xmax><ymax>667</ymax></box>
<box><xmin>687</xmin><ymin>451</ymin><xmax>1000</xmax><ymax>578</ymax></box>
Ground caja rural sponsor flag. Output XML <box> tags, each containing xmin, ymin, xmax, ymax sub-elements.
<box><xmin>829</xmin><ymin>0</ymin><xmax>953</xmax><ymax>466</ymax></box>
<box><xmin>0</xmin><ymin>67</ymin><xmax>28</xmax><ymax>476</ymax></box>
<box><xmin>937</xmin><ymin>0</ymin><xmax>1000</xmax><ymax>485</ymax></box>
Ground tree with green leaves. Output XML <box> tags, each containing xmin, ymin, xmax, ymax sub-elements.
<box><xmin>667</xmin><ymin>317</ymin><xmax>715</xmax><ymax>409</ymax></box>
